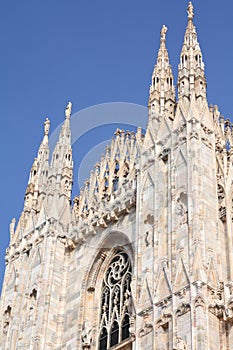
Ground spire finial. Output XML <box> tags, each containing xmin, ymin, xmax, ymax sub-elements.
<box><xmin>44</xmin><ymin>118</ymin><xmax>50</xmax><ymax>136</ymax></box>
<box><xmin>160</xmin><ymin>25</ymin><xmax>168</xmax><ymax>43</ymax></box>
<box><xmin>65</xmin><ymin>101</ymin><xmax>72</xmax><ymax>120</ymax></box>
<box><xmin>187</xmin><ymin>2</ymin><xmax>194</xmax><ymax>21</ymax></box>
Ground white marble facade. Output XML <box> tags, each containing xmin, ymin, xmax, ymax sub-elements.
<box><xmin>1</xmin><ymin>3</ymin><xmax>233</xmax><ymax>349</ymax></box>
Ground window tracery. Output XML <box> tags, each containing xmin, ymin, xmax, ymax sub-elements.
<box><xmin>99</xmin><ymin>251</ymin><xmax>132</xmax><ymax>350</ymax></box>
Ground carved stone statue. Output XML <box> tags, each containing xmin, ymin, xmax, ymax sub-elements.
<box><xmin>187</xmin><ymin>2</ymin><xmax>194</xmax><ymax>20</ymax></box>
<box><xmin>174</xmin><ymin>336</ymin><xmax>187</xmax><ymax>350</ymax></box>
<box><xmin>65</xmin><ymin>101</ymin><xmax>72</xmax><ymax>119</ymax></box>
<box><xmin>160</xmin><ymin>25</ymin><xmax>168</xmax><ymax>41</ymax></box>
<box><xmin>176</xmin><ymin>201</ymin><xmax>187</xmax><ymax>225</ymax></box>
<box><xmin>81</xmin><ymin>319</ymin><xmax>93</xmax><ymax>346</ymax></box>
<box><xmin>44</xmin><ymin>118</ymin><xmax>50</xmax><ymax>136</ymax></box>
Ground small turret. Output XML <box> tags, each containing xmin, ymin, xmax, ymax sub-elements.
<box><xmin>149</xmin><ymin>25</ymin><xmax>175</xmax><ymax>121</ymax></box>
<box><xmin>178</xmin><ymin>2</ymin><xmax>206</xmax><ymax>104</ymax></box>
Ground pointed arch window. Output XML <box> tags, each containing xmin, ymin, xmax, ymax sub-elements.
<box><xmin>99</xmin><ymin>250</ymin><xmax>132</xmax><ymax>349</ymax></box>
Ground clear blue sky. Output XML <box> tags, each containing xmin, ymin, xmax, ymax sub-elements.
<box><xmin>0</xmin><ymin>0</ymin><xmax>232</xmax><ymax>291</ymax></box>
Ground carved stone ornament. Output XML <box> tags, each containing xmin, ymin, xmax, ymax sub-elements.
<box><xmin>174</xmin><ymin>336</ymin><xmax>187</xmax><ymax>350</ymax></box>
<box><xmin>224</xmin><ymin>306</ymin><xmax>233</xmax><ymax>322</ymax></box>
<box><xmin>194</xmin><ymin>294</ymin><xmax>205</xmax><ymax>308</ymax></box>
<box><xmin>129</xmin><ymin>315</ymin><xmax>136</xmax><ymax>340</ymax></box>
<box><xmin>138</xmin><ymin>320</ymin><xmax>153</xmax><ymax>338</ymax></box>
<box><xmin>176</xmin><ymin>200</ymin><xmax>188</xmax><ymax>225</ymax></box>
<box><xmin>157</xmin><ymin>313</ymin><xmax>171</xmax><ymax>329</ymax></box>
<box><xmin>176</xmin><ymin>302</ymin><xmax>190</xmax><ymax>316</ymax></box>
<box><xmin>209</xmin><ymin>303</ymin><xmax>225</xmax><ymax>319</ymax></box>
<box><xmin>81</xmin><ymin>319</ymin><xmax>93</xmax><ymax>348</ymax></box>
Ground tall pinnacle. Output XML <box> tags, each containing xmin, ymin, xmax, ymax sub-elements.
<box><xmin>50</xmin><ymin>102</ymin><xmax>73</xmax><ymax>200</ymax></box>
<box><xmin>24</xmin><ymin>118</ymin><xmax>50</xmax><ymax>213</ymax></box>
<box><xmin>148</xmin><ymin>25</ymin><xmax>175</xmax><ymax>120</ymax></box>
<box><xmin>178</xmin><ymin>2</ymin><xmax>206</xmax><ymax>103</ymax></box>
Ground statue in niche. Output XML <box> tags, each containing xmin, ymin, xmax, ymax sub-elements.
<box><xmin>176</xmin><ymin>192</ymin><xmax>188</xmax><ymax>225</ymax></box>
<box><xmin>81</xmin><ymin>319</ymin><xmax>93</xmax><ymax>346</ymax></box>
<box><xmin>145</xmin><ymin>228</ymin><xmax>153</xmax><ymax>247</ymax></box>
<box><xmin>174</xmin><ymin>336</ymin><xmax>187</xmax><ymax>350</ymax></box>
<box><xmin>144</xmin><ymin>214</ymin><xmax>154</xmax><ymax>248</ymax></box>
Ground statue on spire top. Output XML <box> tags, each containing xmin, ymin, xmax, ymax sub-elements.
<box><xmin>44</xmin><ymin>118</ymin><xmax>50</xmax><ymax>136</ymax></box>
<box><xmin>187</xmin><ymin>2</ymin><xmax>194</xmax><ymax>20</ymax></box>
<box><xmin>65</xmin><ymin>101</ymin><xmax>72</xmax><ymax>119</ymax></box>
<box><xmin>160</xmin><ymin>25</ymin><xmax>168</xmax><ymax>42</ymax></box>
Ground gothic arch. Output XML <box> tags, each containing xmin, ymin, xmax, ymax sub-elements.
<box><xmin>79</xmin><ymin>231</ymin><xmax>134</xmax><ymax>349</ymax></box>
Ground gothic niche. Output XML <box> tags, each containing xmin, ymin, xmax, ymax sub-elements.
<box><xmin>217</xmin><ymin>184</ymin><xmax>226</xmax><ymax>222</ymax></box>
<box><xmin>99</xmin><ymin>250</ymin><xmax>132</xmax><ymax>350</ymax></box>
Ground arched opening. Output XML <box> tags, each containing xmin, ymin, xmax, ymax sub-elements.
<box><xmin>122</xmin><ymin>314</ymin><xmax>130</xmax><ymax>341</ymax></box>
<box><xmin>99</xmin><ymin>327</ymin><xmax>108</xmax><ymax>350</ymax></box>
<box><xmin>110</xmin><ymin>321</ymin><xmax>119</xmax><ymax>347</ymax></box>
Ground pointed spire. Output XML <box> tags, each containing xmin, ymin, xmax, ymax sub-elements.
<box><xmin>178</xmin><ymin>2</ymin><xmax>206</xmax><ymax>103</ymax></box>
<box><xmin>148</xmin><ymin>25</ymin><xmax>175</xmax><ymax>122</ymax></box>
<box><xmin>24</xmin><ymin>118</ymin><xmax>51</xmax><ymax>213</ymax></box>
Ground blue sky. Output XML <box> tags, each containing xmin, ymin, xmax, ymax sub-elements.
<box><xmin>0</xmin><ymin>0</ymin><xmax>232</xmax><ymax>291</ymax></box>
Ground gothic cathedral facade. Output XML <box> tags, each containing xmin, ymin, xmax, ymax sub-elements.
<box><xmin>1</xmin><ymin>3</ymin><xmax>233</xmax><ymax>350</ymax></box>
